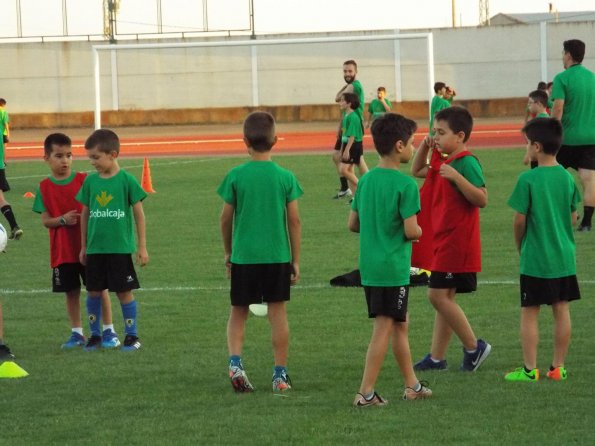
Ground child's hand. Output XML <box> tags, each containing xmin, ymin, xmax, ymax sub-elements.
<box><xmin>290</xmin><ymin>262</ymin><xmax>300</xmax><ymax>286</ymax></box>
<box><xmin>79</xmin><ymin>248</ymin><xmax>87</xmax><ymax>266</ymax></box>
<box><xmin>522</xmin><ymin>152</ymin><xmax>531</xmax><ymax>165</ymax></box>
<box><xmin>136</xmin><ymin>247</ymin><xmax>149</xmax><ymax>267</ymax></box>
<box><xmin>422</xmin><ymin>135</ymin><xmax>434</xmax><ymax>148</ymax></box>
<box><xmin>439</xmin><ymin>164</ymin><xmax>460</xmax><ymax>182</ymax></box>
<box><xmin>62</xmin><ymin>209</ymin><xmax>81</xmax><ymax>226</ymax></box>
<box><xmin>224</xmin><ymin>254</ymin><xmax>231</xmax><ymax>279</ymax></box>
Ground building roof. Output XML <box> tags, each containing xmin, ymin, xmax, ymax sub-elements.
<box><xmin>489</xmin><ymin>11</ymin><xmax>595</xmax><ymax>25</ymax></box>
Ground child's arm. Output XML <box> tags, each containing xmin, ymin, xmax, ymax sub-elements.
<box><xmin>220</xmin><ymin>203</ymin><xmax>234</xmax><ymax>278</ymax></box>
<box><xmin>79</xmin><ymin>205</ymin><xmax>89</xmax><ymax>265</ymax></box>
<box><xmin>348</xmin><ymin>210</ymin><xmax>360</xmax><ymax>233</ymax></box>
<box><xmin>342</xmin><ymin>136</ymin><xmax>355</xmax><ymax>162</ymax></box>
<box><xmin>439</xmin><ymin>164</ymin><xmax>488</xmax><ymax>208</ymax></box>
<box><xmin>571</xmin><ymin>210</ymin><xmax>578</xmax><ymax>227</ymax></box>
<box><xmin>286</xmin><ymin>200</ymin><xmax>301</xmax><ymax>285</ymax></box>
<box><xmin>513</xmin><ymin>212</ymin><xmax>526</xmax><ymax>253</ymax></box>
<box><xmin>132</xmin><ymin>201</ymin><xmax>149</xmax><ymax>266</ymax></box>
<box><xmin>381</xmin><ymin>99</ymin><xmax>392</xmax><ymax>112</ymax></box>
<box><xmin>411</xmin><ymin>136</ymin><xmax>432</xmax><ymax>178</ymax></box>
<box><xmin>403</xmin><ymin>215</ymin><xmax>422</xmax><ymax>241</ymax></box>
<box><xmin>40</xmin><ymin>209</ymin><xmax>81</xmax><ymax>228</ymax></box>
<box><xmin>551</xmin><ymin>99</ymin><xmax>564</xmax><ymax>120</ymax></box>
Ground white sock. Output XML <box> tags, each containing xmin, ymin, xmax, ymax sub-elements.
<box><xmin>103</xmin><ymin>324</ymin><xmax>115</xmax><ymax>333</ymax></box>
<box><xmin>72</xmin><ymin>327</ymin><xmax>83</xmax><ymax>336</ymax></box>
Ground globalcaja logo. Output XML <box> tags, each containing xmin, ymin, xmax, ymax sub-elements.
<box><xmin>91</xmin><ymin>191</ymin><xmax>125</xmax><ymax>220</ymax></box>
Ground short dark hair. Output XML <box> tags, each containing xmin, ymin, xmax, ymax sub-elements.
<box><xmin>434</xmin><ymin>82</ymin><xmax>446</xmax><ymax>93</ymax></box>
<box><xmin>0</xmin><ymin>98</ymin><xmax>6</xmax><ymax>106</ymax></box>
<box><xmin>44</xmin><ymin>133</ymin><xmax>72</xmax><ymax>156</ymax></box>
<box><xmin>343</xmin><ymin>59</ymin><xmax>357</xmax><ymax>69</ymax></box>
<box><xmin>537</xmin><ymin>81</ymin><xmax>547</xmax><ymax>90</ymax></box>
<box><xmin>85</xmin><ymin>129</ymin><xmax>120</xmax><ymax>154</ymax></box>
<box><xmin>243</xmin><ymin>111</ymin><xmax>276</xmax><ymax>152</ymax></box>
<box><xmin>371</xmin><ymin>113</ymin><xmax>418</xmax><ymax>156</ymax></box>
<box><xmin>377</xmin><ymin>86</ymin><xmax>386</xmax><ymax>92</ymax></box>
<box><xmin>528</xmin><ymin>89</ymin><xmax>549</xmax><ymax>108</ymax></box>
<box><xmin>546</xmin><ymin>81</ymin><xmax>553</xmax><ymax>89</ymax></box>
<box><xmin>563</xmin><ymin>39</ymin><xmax>585</xmax><ymax>63</ymax></box>
<box><xmin>434</xmin><ymin>106</ymin><xmax>473</xmax><ymax>142</ymax></box>
<box><xmin>522</xmin><ymin>117</ymin><xmax>563</xmax><ymax>155</ymax></box>
<box><xmin>342</xmin><ymin>92</ymin><xmax>360</xmax><ymax>111</ymax></box>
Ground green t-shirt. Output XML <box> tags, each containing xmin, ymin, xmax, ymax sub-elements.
<box><xmin>429</xmin><ymin>95</ymin><xmax>451</xmax><ymax>136</ymax></box>
<box><xmin>368</xmin><ymin>98</ymin><xmax>392</xmax><ymax>120</ymax></box>
<box><xmin>508</xmin><ymin>165</ymin><xmax>581</xmax><ymax>278</ymax></box>
<box><xmin>0</xmin><ymin>109</ymin><xmax>8</xmax><ymax>136</ymax></box>
<box><xmin>535</xmin><ymin>112</ymin><xmax>550</xmax><ymax>118</ymax></box>
<box><xmin>217</xmin><ymin>161</ymin><xmax>303</xmax><ymax>264</ymax></box>
<box><xmin>341</xmin><ymin>111</ymin><xmax>363</xmax><ymax>143</ymax></box>
<box><xmin>0</xmin><ymin>111</ymin><xmax>6</xmax><ymax>168</ymax></box>
<box><xmin>551</xmin><ymin>64</ymin><xmax>595</xmax><ymax>145</ymax></box>
<box><xmin>76</xmin><ymin>170</ymin><xmax>147</xmax><ymax>254</ymax></box>
<box><xmin>352</xmin><ymin>80</ymin><xmax>365</xmax><ymax>122</ymax></box>
<box><xmin>449</xmin><ymin>155</ymin><xmax>485</xmax><ymax>188</ymax></box>
<box><xmin>352</xmin><ymin>168</ymin><xmax>420</xmax><ymax>286</ymax></box>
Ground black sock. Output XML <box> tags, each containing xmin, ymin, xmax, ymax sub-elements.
<box><xmin>581</xmin><ymin>206</ymin><xmax>594</xmax><ymax>227</ymax></box>
<box><xmin>524</xmin><ymin>365</ymin><xmax>533</xmax><ymax>373</ymax></box>
<box><xmin>340</xmin><ymin>177</ymin><xmax>348</xmax><ymax>191</ymax></box>
<box><xmin>1</xmin><ymin>205</ymin><xmax>17</xmax><ymax>230</ymax></box>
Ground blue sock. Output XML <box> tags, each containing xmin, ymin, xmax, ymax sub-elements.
<box><xmin>273</xmin><ymin>365</ymin><xmax>286</xmax><ymax>378</ymax></box>
<box><xmin>86</xmin><ymin>295</ymin><xmax>102</xmax><ymax>337</ymax></box>
<box><xmin>229</xmin><ymin>355</ymin><xmax>242</xmax><ymax>368</ymax></box>
<box><xmin>121</xmin><ymin>300</ymin><xmax>138</xmax><ymax>337</ymax></box>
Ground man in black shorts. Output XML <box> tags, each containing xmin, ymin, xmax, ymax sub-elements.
<box><xmin>551</xmin><ymin>39</ymin><xmax>595</xmax><ymax>231</ymax></box>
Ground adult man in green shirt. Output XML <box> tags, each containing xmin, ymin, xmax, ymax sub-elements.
<box><xmin>551</xmin><ymin>39</ymin><xmax>595</xmax><ymax>231</ymax></box>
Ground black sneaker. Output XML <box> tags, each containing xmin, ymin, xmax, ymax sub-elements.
<box><xmin>0</xmin><ymin>344</ymin><xmax>15</xmax><ymax>361</ymax></box>
<box><xmin>84</xmin><ymin>335</ymin><xmax>102</xmax><ymax>351</ymax></box>
<box><xmin>577</xmin><ymin>224</ymin><xmax>591</xmax><ymax>232</ymax></box>
<box><xmin>122</xmin><ymin>335</ymin><xmax>141</xmax><ymax>351</ymax></box>
<box><xmin>9</xmin><ymin>226</ymin><xmax>23</xmax><ymax>240</ymax></box>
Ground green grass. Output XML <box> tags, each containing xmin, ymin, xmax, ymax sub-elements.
<box><xmin>1</xmin><ymin>149</ymin><xmax>593</xmax><ymax>445</ymax></box>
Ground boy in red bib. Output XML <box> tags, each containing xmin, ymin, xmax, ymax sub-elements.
<box><xmin>411</xmin><ymin>107</ymin><xmax>492</xmax><ymax>372</ymax></box>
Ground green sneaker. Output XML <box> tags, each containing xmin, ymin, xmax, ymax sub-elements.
<box><xmin>505</xmin><ymin>367</ymin><xmax>539</xmax><ymax>382</ymax></box>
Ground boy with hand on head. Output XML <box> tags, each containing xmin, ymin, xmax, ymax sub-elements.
<box><xmin>340</xmin><ymin>92</ymin><xmax>368</xmax><ymax>197</ymax></box>
<box><xmin>218</xmin><ymin>111</ymin><xmax>302</xmax><ymax>393</ymax></box>
<box><xmin>349</xmin><ymin>113</ymin><xmax>432</xmax><ymax>407</ymax></box>
<box><xmin>505</xmin><ymin>118</ymin><xmax>581</xmax><ymax>382</ymax></box>
<box><xmin>77</xmin><ymin>129</ymin><xmax>148</xmax><ymax>351</ymax></box>
<box><xmin>411</xmin><ymin>106</ymin><xmax>491</xmax><ymax>372</ymax></box>
<box><xmin>365</xmin><ymin>86</ymin><xmax>392</xmax><ymax>128</ymax></box>
<box><xmin>33</xmin><ymin>133</ymin><xmax>115</xmax><ymax>350</ymax></box>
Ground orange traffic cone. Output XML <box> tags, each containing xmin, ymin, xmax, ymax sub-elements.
<box><xmin>23</xmin><ymin>191</ymin><xmax>35</xmax><ymax>198</ymax></box>
<box><xmin>141</xmin><ymin>157</ymin><xmax>156</xmax><ymax>193</ymax></box>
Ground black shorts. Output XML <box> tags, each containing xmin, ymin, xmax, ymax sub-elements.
<box><xmin>520</xmin><ymin>274</ymin><xmax>581</xmax><ymax>307</ymax></box>
<box><xmin>85</xmin><ymin>254</ymin><xmax>140</xmax><ymax>293</ymax></box>
<box><xmin>333</xmin><ymin>136</ymin><xmax>342</xmax><ymax>151</ymax></box>
<box><xmin>0</xmin><ymin>169</ymin><xmax>9</xmax><ymax>192</ymax></box>
<box><xmin>429</xmin><ymin>271</ymin><xmax>477</xmax><ymax>293</ymax></box>
<box><xmin>364</xmin><ymin>285</ymin><xmax>409</xmax><ymax>322</ymax></box>
<box><xmin>557</xmin><ymin>145</ymin><xmax>595</xmax><ymax>170</ymax></box>
<box><xmin>230</xmin><ymin>263</ymin><xmax>291</xmax><ymax>306</ymax></box>
<box><xmin>341</xmin><ymin>140</ymin><xmax>363</xmax><ymax>165</ymax></box>
<box><xmin>52</xmin><ymin>262</ymin><xmax>86</xmax><ymax>293</ymax></box>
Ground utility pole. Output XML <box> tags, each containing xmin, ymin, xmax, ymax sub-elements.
<box><xmin>479</xmin><ymin>0</ymin><xmax>490</xmax><ymax>26</ymax></box>
<box><xmin>451</xmin><ymin>0</ymin><xmax>456</xmax><ymax>27</ymax></box>
<box><xmin>250</xmin><ymin>0</ymin><xmax>256</xmax><ymax>39</ymax></box>
<box><xmin>103</xmin><ymin>0</ymin><xmax>119</xmax><ymax>43</ymax></box>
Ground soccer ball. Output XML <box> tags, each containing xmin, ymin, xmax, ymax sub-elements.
<box><xmin>249</xmin><ymin>303</ymin><xmax>268</xmax><ymax>317</ymax></box>
<box><xmin>0</xmin><ymin>223</ymin><xmax>7</xmax><ymax>251</ymax></box>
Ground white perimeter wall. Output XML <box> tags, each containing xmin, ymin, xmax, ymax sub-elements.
<box><xmin>1</xmin><ymin>21</ymin><xmax>594</xmax><ymax>114</ymax></box>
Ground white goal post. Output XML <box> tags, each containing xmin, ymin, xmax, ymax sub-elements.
<box><xmin>92</xmin><ymin>33</ymin><xmax>435</xmax><ymax>129</ymax></box>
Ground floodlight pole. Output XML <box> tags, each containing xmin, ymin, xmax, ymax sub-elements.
<box><xmin>249</xmin><ymin>0</ymin><xmax>256</xmax><ymax>40</ymax></box>
<box><xmin>93</xmin><ymin>48</ymin><xmax>101</xmax><ymax>129</ymax></box>
<box><xmin>427</xmin><ymin>33</ymin><xmax>435</xmax><ymax>122</ymax></box>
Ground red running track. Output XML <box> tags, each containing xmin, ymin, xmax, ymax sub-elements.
<box><xmin>6</xmin><ymin>123</ymin><xmax>524</xmax><ymax>160</ymax></box>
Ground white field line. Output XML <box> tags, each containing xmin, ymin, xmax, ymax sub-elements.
<box><xmin>2</xmin><ymin>280</ymin><xmax>594</xmax><ymax>295</ymax></box>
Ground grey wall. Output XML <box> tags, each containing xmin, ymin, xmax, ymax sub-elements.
<box><xmin>1</xmin><ymin>21</ymin><xmax>594</xmax><ymax>114</ymax></box>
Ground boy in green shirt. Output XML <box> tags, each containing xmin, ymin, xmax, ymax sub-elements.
<box><xmin>365</xmin><ymin>86</ymin><xmax>392</xmax><ymax>128</ymax></box>
<box><xmin>339</xmin><ymin>92</ymin><xmax>367</xmax><ymax>197</ymax></box>
<box><xmin>349</xmin><ymin>113</ymin><xmax>432</xmax><ymax>407</ymax></box>
<box><xmin>218</xmin><ymin>111</ymin><xmax>302</xmax><ymax>393</ymax></box>
<box><xmin>523</xmin><ymin>90</ymin><xmax>550</xmax><ymax>166</ymax></box>
<box><xmin>0</xmin><ymin>100</ymin><xmax>22</xmax><ymax>241</ymax></box>
<box><xmin>506</xmin><ymin>117</ymin><xmax>581</xmax><ymax>382</ymax></box>
<box><xmin>77</xmin><ymin>129</ymin><xmax>148</xmax><ymax>351</ymax></box>
<box><xmin>429</xmin><ymin>82</ymin><xmax>451</xmax><ymax>136</ymax></box>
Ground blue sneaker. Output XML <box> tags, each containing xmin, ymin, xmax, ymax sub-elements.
<box><xmin>461</xmin><ymin>339</ymin><xmax>492</xmax><ymax>371</ymax></box>
<box><xmin>61</xmin><ymin>332</ymin><xmax>86</xmax><ymax>350</ymax></box>
<box><xmin>84</xmin><ymin>335</ymin><xmax>102</xmax><ymax>351</ymax></box>
<box><xmin>101</xmin><ymin>329</ymin><xmax>121</xmax><ymax>349</ymax></box>
<box><xmin>121</xmin><ymin>335</ymin><xmax>141</xmax><ymax>352</ymax></box>
<box><xmin>414</xmin><ymin>353</ymin><xmax>448</xmax><ymax>371</ymax></box>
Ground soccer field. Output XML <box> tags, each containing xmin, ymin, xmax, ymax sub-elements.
<box><xmin>1</xmin><ymin>148</ymin><xmax>593</xmax><ymax>445</ymax></box>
